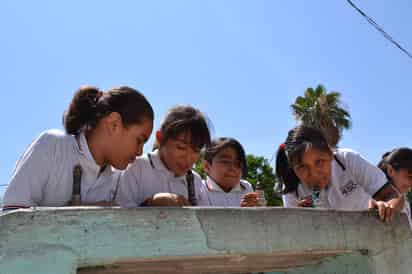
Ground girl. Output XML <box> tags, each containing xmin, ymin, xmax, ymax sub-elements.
<box><xmin>276</xmin><ymin>126</ymin><xmax>403</xmax><ymax>223</ymax></box>
<box><xmin>3</xmin><ymin>86</ymin><xmax>154</xmax><ymax>210</ymax></box>
<box><xmin>117</xmin><ymin>105</ymin><xmax>211</xmax><ymax>207</ymax></box>
<box><xmin>202</xmin><ymin>137</ymin><xmax>254</xmax><ymax>207</ymax></box>
<box><xmin>378</xmin><ymin>148</ymin><xmax>412</xmax><ymax>227</ymax></box>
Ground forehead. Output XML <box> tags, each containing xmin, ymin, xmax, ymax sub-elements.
<box><xmin>298</xmin><ymin>147</ymin><xmax>331</xmax><ymax>164</ymax></box>
<box><xmin>171</xmin><ymin>131</ymin><xmax>192</xmax><ymax>144</ymax></box>
<box><xmin>215</xmin><ymin>146</ymin><xmax>239</xmax><ymax>159</ymax></box>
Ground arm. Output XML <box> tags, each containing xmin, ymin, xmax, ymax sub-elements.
<box><xmin>343</xmin><ymin>149</ymin><xmax>403</xmax><ymax>222</ymax></box>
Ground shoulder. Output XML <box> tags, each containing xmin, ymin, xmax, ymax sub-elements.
<box><xmin>334</xmin><ymin>148</ymin><xmax>361</xmax><ymax>161</ymax></box>
<box><xmin>21</xmin><ymin>129</ymin><xmax>75</xmax><ymax>159</ymax></box>
<box><xmin>34</xmin><ymin>129</ymin><xmax>70</xmax><ymax>146</ymax></box>
<box><xmin>334</xmin><ymin>148</ymin><xmax>368</xmax><ymax>168</ymax></box>
<box><xmin>124</xmin><ymin>154</ymin><xmax>153</xmax><ymax>174</ymax></box>
<box><xmin>191</xmin><ymin>170</ymin><xmax>204</xmax><ymax>183</ymax></box>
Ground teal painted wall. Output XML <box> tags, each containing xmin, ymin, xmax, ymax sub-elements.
<box><xmin>0</xmin><ymin>207</ymin><xmax>411</xmax><ymax>274</ymax></box>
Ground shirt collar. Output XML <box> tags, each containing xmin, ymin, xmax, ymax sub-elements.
<box><xmin>77</xmin><ymin>132</ymin><xmax>112</xmax><ymax>176</ymax></box>
<box><xmin>206</xmin><ymin>176</ymin><xmax>242</xmax><ymax>193</ymax></box>
<box><xmin>148</xmin><ymin>150</ymin><xmax>186</xmax><ymax>180</ymax></box>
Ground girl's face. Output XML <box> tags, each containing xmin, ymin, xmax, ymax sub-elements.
<box><xmin>158</xmin><ymin>131</ymin><xmax>201</xmax><ymax>176</ymax></box>
<box><xmin>293</xmin><ymin>147</ymin><xmax>333</xmax><ymax>190</ymax></box>
<box><xmin>110</xmin><ymin>117</ymin><xmax>153</xmax><ymax>170</ymax></box>
<box><xmin>204</xmin><ymin>146</ymin><xmax>242</xmax><ymax>192</ymax></box>
<box><xmin>388</xmin><ymin>166</ymin><xmax>412</xmax><ymax>194</ymax></box>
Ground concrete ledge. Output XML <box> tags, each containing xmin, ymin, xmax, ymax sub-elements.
<box><xmin>0</xmin><ymin>207</ymin><xmax>411</xmax><ymax>274</ymax></box>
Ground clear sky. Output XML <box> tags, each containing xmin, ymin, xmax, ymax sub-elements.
<box><xmin>1</xmin><ymin>1</ymin><xmax>411</xmax><ymax>196</ymax></box>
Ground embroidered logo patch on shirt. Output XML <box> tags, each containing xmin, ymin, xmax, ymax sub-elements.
<box><xmin>341</xmin><ymin>180</ymin><xmax>358</xmax><ymax>196</ymax></box>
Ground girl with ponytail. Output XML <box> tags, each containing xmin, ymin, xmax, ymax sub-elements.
<box><xmin>276</xmin><ymin>126</ymin><xmax>404</xmax><ymax>223</ymax></box>
<box><xmin>3</xmin><ymin>86</ymin><xmax>154</xmax><ymax>210</ymax></box>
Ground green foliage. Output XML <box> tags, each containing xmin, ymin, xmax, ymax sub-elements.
<box><xmin>245</xmin><ymin>154</ymin><xmax>282</xmax><ymax>206</ymax></box>
<box><xmin>407</xmin><ymin>191</ymin><xmax>412</xmax><ymax>204</ymax></box>
<box><xmin>291</xmin><ymin>84</ymin><xmax>351</xmax><ymax>147</ymax></box>
<box><xmin>194</xmin><ymin>158</ymin><xmax>206</xmax><ymax>179</ymax></box>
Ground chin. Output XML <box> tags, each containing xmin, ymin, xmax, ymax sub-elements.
<box><xmin>114</xmin><ymin>162</ymin><xmax>129</xmax><ymax>170</ymax></box>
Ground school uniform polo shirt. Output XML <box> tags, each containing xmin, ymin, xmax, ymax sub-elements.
<box><xmin>3</xmin><ymin>130</ymin><xmax>120</xmax><ymax>209</ymax></box>
<box><xmin>116</xmin><ymin>150</ymin><xmax>210</xmax><ymax>208</ymax></box>
<box><xmin>282</xmin><ymin>148</ymin><xmax>387</xmax><ymax>210</ymax></box>
<box><xmin>204</xmin><ymin>176</ymin><xmax>253</xmax><ymax>206</ymax></box>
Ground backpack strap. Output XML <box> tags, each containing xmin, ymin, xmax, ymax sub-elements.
<box><xmin>334</xmin><ymin>154</ymin><xmax>346</xmax><ymax>171</ymax></box>
<box><xmin>186</xmin><ymin>170</ymin><xmax>197</xmax><ymax>206</ymax></box>
<box><xmin>147</xmin><ymin>153</ymin><xmax>155</xmax><ymax>169</ymax></box>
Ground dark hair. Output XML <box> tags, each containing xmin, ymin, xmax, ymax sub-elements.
<box><xmin>276</xmin><ymin>126</ymin><xmax>330</xmax><ymax>194</ymax></box>
<box><xmin>159</xmin><ymin>105</ymin><xmax>212</xmax><ymax>150</ymax></box>
<box><xmin>63</xmin><ymin>86</ymin><xmax>154</xmax><ymax>135</ymax></box>
<box><xmin>378</xmin><ymin>148</ymin><xmax>412</xmax><ymax>180</ymax></box>
<box><xmin>204</xmin><ymin>137</ymin><xmax>248</xmax><ymax>177</ymax></box>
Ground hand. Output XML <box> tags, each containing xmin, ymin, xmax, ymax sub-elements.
<box><xmin>241</xmin><ymin>192</ymin><xmax>260</xmax><ymax>207</ymax></box>
<box><xmin>368</xmin><ymin>199</ymin><xmax>395</xmax><ymax>223</ymax></box>
<box><xmin>147</xmin><ymin>193</ymin><xmax>191</xmax><ymax>207</ymax></box>
<box><xmin>297</xmin><ymin>196</ymin><xmax>313</xmax><ymax>207</ymax></box>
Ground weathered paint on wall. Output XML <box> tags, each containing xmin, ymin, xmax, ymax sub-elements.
<box><xmin>0</xmin><ymin>207</ymin><xmax>411</xmax><ymax>274</ymax></box>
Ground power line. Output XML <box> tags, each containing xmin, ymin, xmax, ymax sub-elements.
<box><xmin>345</xmin><ymin>0</ymin><xmax>412</xmax><ymax>60</ymax></box>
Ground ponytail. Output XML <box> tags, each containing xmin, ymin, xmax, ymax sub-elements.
<box><xmin>276</xmin><ymin>144</ymin><xmax>300</xmax><ymax>194</ymax></box>
<box><xmin>377</xmin><ymin>151</ymin><xmax>392</xmax><ymax>180</ymax></box>
<box><xmin>64</xmin><ymin>86</ymin><xmax>103</xmax><ymax>135</ymax></box>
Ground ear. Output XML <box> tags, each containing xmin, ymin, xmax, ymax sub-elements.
<box><xmin>155</xmin><ymin>130</ymin><xmax>163</xmax><ymax>144</ymax></box>
<box><xmin>387</xmin><ymin>164</ymin><xmax>395</xmax><ymax>179</ymax></box>
<box><xmin>203</xmin><ymin>160</ymin><xmax>211</xmax><ymax>174</ymax></box>
<box><xmin>104</xmin><ymin>112</ymin><xmax>123</xmax><ymax>135</ymax></box>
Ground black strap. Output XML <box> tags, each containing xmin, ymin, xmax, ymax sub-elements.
<box><xmin>186</xmin><ymin>170</ymin><xmax>197</xmax><ymax>206</ymax></box>
<box><xmin>72</xmin><ymin>164</ymin><xmax>82</xmax><ymax>205</ymax></box>
<box><xmin>147</xmin><ymin>153</ymin><xmax>155</xmax><ymax>169</ymax></box>
<box><xmin>334</xmin><ymin>154</ymin><xmax>346</xmax><ymax>171</ymax></box>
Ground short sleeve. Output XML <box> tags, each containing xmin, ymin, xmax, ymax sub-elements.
<box><xmin>340</xmin><ymin>149</ymin><xmax>387</xmax><ymax>196</ymax></box>
<box><xmin>3</xmin><ymin>132</ymin><xmax>56</xmax><ymax>208</ymax></box>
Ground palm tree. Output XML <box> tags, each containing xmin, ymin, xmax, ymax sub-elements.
<box><xmin>291</xmin><ymin>84</ymin><xmax>351</xmax><ymax>147</ymax></box>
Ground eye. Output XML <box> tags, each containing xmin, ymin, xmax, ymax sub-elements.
<box><xmin>176</xmin><ymin>144</ymin><xmax>187</xmax><ymax>150</ymax></box>
<box><xmin>315</xmin><ymin>159</ymin><xmax>324</xmax><ymax>167</ymax></box>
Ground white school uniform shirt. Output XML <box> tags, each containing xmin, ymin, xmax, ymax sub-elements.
<box><xmin>400</xmin><ymin>195</ymin><xmax>412</xmax><ymax>230</ymax></box>
<box><xmin>116</xmin><ymin>150</ymin><xmax>210</xmax><ymax>208</ymax></box>
<box><xmin>3</xmin><ymin>130</ymin><xmax>120</xmax><ymax>209</ymax></box>
<box><xmin>204</xmin><ymin>176</ymin><xmax>253</xmax><ymax>207</ymax></box>
<box><xmin>282</xmin><ymin>148</ymin><xmax>387</xmax><ymax>210</ymax></box>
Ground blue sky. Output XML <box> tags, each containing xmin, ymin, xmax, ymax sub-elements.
<box><xmin>1</xmin><ymin>1</ymin><xmax>411</xmax><ymax>196</ymax></box>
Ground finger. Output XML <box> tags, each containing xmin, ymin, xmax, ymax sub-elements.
<box><xmin>243</xmin><ymin>193</ymin><xmax>259</xmax><ymax>199</ymax></box>
<box><xmin>385</xmin><ymin>206</ymin><xmax>393</xmax><ymax>223</ymax></box>
<box><xmin>242</xmin><ymin>197</ymin><xmax>259</xmax><ymax>203</ymax></box>
<box><xmin>368</xmin><ymin>199</ymin><xmax>376</xmax><ymax>209</ymax></box>
<box><xmin>378</xmin><ymin>204</ymin><xmax>386</xmax><ymax>221</ymax></box>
